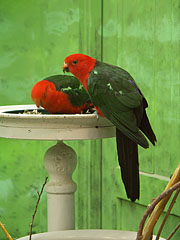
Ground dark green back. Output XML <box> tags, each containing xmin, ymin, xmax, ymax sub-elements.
<box><xmin>44</xmin><ymin>75</ymin><xmax>92</xmax><ymax>107</ymax></box>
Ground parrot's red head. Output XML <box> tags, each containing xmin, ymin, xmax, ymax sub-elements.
<box><xmin>63</xmin><ymin>53</ymin><xmax>96</xmax><ymax>90</ymax></box>
<box><xmin>31</xmin><ymin>80</ymin><xmax>56</xmax><ymax>108</ymax></box>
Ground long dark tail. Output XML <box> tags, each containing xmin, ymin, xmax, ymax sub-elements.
<box><xmin>116</xmin><ymin>128</ymin><xmax>139</xmax><ymax>201</ymax></box>
<box><xmin>140</xmin><ymin>110</ymin><xmax>157</xmax><ymax>146</ymax></box>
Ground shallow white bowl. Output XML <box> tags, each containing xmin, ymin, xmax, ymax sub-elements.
<box><xmin>0</xmin><ymin>105</ymin><xmax>115</xmax><ymax>140</ymax></box>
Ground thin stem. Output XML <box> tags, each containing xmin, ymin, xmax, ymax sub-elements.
<box><xmin>29</xmin><ymin>176</ymin><xmax>48</xmax><ymax>240</ymax></box>
<box><xmin>167</xmin><ymin>222</ymin><xmax>180</xmax><ymax>240</ymax></box>
<box><xmin>155</xmin><ymin>188</ymin><xmax>180</xmax><ymax>240</ymax></box>
<box><xmin>0</xmin><ymin>221</ymin><xmax>13</xmax><ymax>240</ymax></box>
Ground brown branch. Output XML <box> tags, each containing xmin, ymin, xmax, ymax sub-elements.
<box><xmin>136</xmin><ymin>181</ymin><xmax>180</xmax><ymax>240</ymax></box>
<box><xmin>137</xmin><ymin>162</ymin><xmax>180</xmax><ymax>240</ymax></box>
<box><xmin>0</xmin><ymin>221</ymin><xmax>13</xmax><ymax>240</ymax></box>
<box><xmin>167</xmin><ymin>222</ymin><xmax>180</xmax><ymax>240</ymax></box>
<box><xmin>155</xmin><ymin>188</ymin><xmax>180</xmax><ymax>240</ymax></box>
<box><xmin>29</xmin><ymin>176</ymin><xmax>48</xmax><ymax>240</ymax></box>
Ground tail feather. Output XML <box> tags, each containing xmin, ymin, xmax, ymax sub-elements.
<box><xmin>140</xmin><ymin>111</ymin><xmax>157</xmax><ymax>146</ymax></box>
<box><xmin>116</xmin><ymin>128</ymin><xmax>139</xmax><ymax>201</ymax></box>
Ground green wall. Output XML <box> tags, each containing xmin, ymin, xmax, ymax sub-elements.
<box><xmin>0</xmin><ymin>0</ymin><xmax>179</xmax><ymax>239</ymax></box>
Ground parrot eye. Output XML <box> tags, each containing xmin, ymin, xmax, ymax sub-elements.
<box><xmin>72</xmin><ymin>60</ymin><xmax>78</xmax><ymax>65</ymax></box>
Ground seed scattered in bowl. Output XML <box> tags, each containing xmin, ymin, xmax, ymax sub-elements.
<box><xmin>21</xmin><ymin>109</ymin><xmax>42</xmax><ymax>115</ymax></box>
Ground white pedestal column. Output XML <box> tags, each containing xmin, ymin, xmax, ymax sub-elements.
<box><xmin>44</xmin><ymin>141</ymin><xmax>77</xmax><ymax>231</ymax></box>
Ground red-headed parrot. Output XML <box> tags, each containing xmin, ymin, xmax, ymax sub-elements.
<box><xmin>31</xmin><ymin>75</ymin><xmax>93</xmax><ymax>114</ymax></box>
<box><xmin>63</xmin><ymin>54</ymin><xmax>157</xmax><ymax>201</ymax></box>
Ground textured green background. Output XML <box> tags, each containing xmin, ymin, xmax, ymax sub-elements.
<box><xmin>0</xmin><ymin>0</ymin><xmax>180</xmax><ymax>239</ymax></box>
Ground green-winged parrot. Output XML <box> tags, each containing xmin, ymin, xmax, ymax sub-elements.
<box><xmin>63</xmin><ymin>54</ymin><xmax>157</xmax><ymax>201</ymax></box>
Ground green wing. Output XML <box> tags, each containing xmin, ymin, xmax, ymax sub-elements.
<box><xmin>62</xmin><ymin>88</ymin><xmax>92</xmax><ymax>107</ymax></box>
<box><xmin>45</xmin><ymin>75</ymin><xmax>92</xmax><ymax>107</ymax></box>
<box><xmin>44</xmin><ymin>75</ymin><xmax>80</xmax><ymax>90</ymax></box>
<box><xmin>87</xmin><ymin>61</ymin><xmax>149</xmax><ymax>148</ymax></box>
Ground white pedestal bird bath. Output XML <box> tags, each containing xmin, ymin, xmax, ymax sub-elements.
<box><xmin>0</xmin><ymin>105</ymin><xmax>166</xmax><ymax>240</ymax></box>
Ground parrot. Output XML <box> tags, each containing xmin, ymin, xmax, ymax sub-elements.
<box><xmin>63</xmin><ymin>53</ymin><xmax>157</xmax><ymax>201</ymax></box>
<box><xmin>31</xmin><ymin>74</ymin><xmax>93</xmax><ymax>114</ymax></box>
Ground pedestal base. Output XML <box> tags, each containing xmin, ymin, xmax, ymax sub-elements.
<box><xmin>17</xmin><ymin>229</ymin><xmax>166</xmax><ymax>240</ymax></box>
<box><xmin>44</xmin><ymin>141</ymin><xmax>77</xmax><ymax>231</ymax></box>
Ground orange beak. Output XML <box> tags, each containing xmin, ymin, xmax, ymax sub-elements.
<box><xmin>63</xmin><ymin>63</ymin><xmax>69</xmax><ymax>73</ymax></box>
